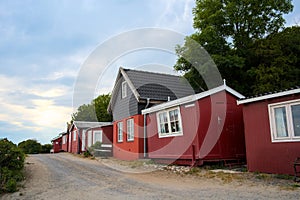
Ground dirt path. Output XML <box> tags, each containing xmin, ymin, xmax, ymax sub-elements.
<box><xmin>2</xmin><ymin>153</ymin><xmax>300</xmax><ymax>200</ymax></box>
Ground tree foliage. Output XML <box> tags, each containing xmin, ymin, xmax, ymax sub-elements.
<box><xmin>72</xmin><ymin>93</ymin><xmax>112</xmax><ymax>122</ymax></box>
<box><xmin>41</xmin><ymin>144</ymin><xmax>53</xmax><ymax>153</ymax></box>
<box><xmin>175</xmin><ymin>0</ymin><xmax>294</xmax><ymax>95</ymax></box>
<box><xmin>0</xmin><ymin>139</ymin><xmax>25</xmax><ymax>193</ymax></box>
<box><xmin>18</xmin><ymin>139</ymin><xmax>42</xmax><ymax>154</ymax></box>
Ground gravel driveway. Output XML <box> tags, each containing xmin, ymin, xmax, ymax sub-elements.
<box><xmin>2</xmin><ymin>153</ymin><xmax>300</xmax><ymax>200</ymax></box>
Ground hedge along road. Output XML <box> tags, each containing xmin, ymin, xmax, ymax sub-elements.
<box><xmin>2</xmin><ymin>153</ymin><xmax>300</xmax><ymax>200</ymax></box>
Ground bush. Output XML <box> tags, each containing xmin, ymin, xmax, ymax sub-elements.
<box><xmin>18</xmin><ymin>139</ymin><xmax>42</xmax><ymax>154</ymax></box>
<box><xmin>0</xmin><ymin>138</ymin><xmax>25</xmax><ymax>193</ymax></box>
<box><xmin>41</xmin><ymin>144</ymin><xmax>53</xmax><ymax>153</ymax></box>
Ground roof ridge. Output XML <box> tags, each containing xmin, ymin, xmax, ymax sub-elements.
<box><xmin>123</xmin><ymin>67</ymin><xmax>182</xmax><ymax>78</ymax></box>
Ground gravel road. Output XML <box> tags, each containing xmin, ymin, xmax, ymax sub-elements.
<box><xmin>2</xmin><ymin>153</ymin><xmax>300</xmax><ymax>200</ymax></box>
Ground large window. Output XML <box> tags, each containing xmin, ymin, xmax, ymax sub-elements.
<box><xmin>81</xmin><ymin>130</ymin><xmax>86</xmax><ymax>151</ymax></box>
<box><xmin>122</xmin><ymin>81</ymin><xmax>127</xmax><ymax>98</ymax></box>
<box><xmin>117</xmin><ymin>122</ymin><xmax>123</xmax><ymax>142</ymax></box>
<box><xmin>62</xmin><ymin>135</ymin><xmax>66</xmax><ymax>144</ymax></box>
<box><xmin>156</xmin><ymin>107</ymin><xmax>183</xmax><ymax>138</ymax></box>
<box><xmin>269</xmin><ymin>100</ymin><xmax>300</xmax><ymax>142</ymax></box>
<box><xmin>93</xmin><ymin>130</ymin><xmax>103</xmax><ymax>144</ymax></box>
<box><xmin>127</xmin><ymin>118</ymin><xmax>134</xmax><ymax>141</ymax></box>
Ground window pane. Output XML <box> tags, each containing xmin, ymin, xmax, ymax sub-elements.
<box><xmin>169</xmin><ymin>110</ymin><xmax>174</xmax><ymax>121</ymax></box>
<box><xmin>274</xmin><ymin>107</ymin><xmax>288</xmax><ymax>137</ymax></box>
<box><xmin>292</xmin><ymin>104</ymin><xmax>300</xmax><ymax>137</ymax></box>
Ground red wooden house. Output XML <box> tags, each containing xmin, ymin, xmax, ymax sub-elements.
<box><xmin>237</xmin><ymin>87</ymin><xmax>300</xmax><ymax>175</ymax></box>
<box><xmin>51</xmin><ymin>134</ymin><xmax>62</xmax><ymax>153</ymax></box>
<box><xmin>68</xmin><ymin>121</ymin><xmax>112</xmax><ymax>154</ymax></box>
<box><xmin>142</xmin><ymin>83</ymin><xmax>246</xmax><ymax>166</ymax></box>
<box><xmin>107</xmin><ymin>67</ymin><xmax>194</xmax><ymax>160</ymax></box>
<box><xmin>84</xmin><ymin>124</ymin><xmax>113</xmax><ymax>156</ymax></box>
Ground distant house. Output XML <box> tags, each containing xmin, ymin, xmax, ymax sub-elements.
<box><xmin>51</xmin><ymin>134</ymin><xmax>62</xmax><ymax>153</ymax></box>
<box><xmin>68</xmin><ymin>121</ymin><xmax>112</xmax><ymax>154</ymax></box>
<box><xmin>107</xmin><ymin>67</ymin><xmax>194</xmax><ymax>160</ymax></box>
<box><xmin>142</xmin><ymin>83</ymin><xmax>246</xmax><ymax>166</ymax></box>
<box><xmin>84</xmin><ymin>124</ymin><xmax>113</xmax><ymax>157</ymax></box>
<box><xmin>237</xmin><ymin>87</ymin><xmax>300</xmax><ymax>175</ymax></box>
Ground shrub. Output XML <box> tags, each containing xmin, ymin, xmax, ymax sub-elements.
<box><xmin>41</xmin><ymin>144</ymin><xmax>53</xmax><ymax>153</ymax></box>
<box><xmin>18</xmin><ymin>139</ymin><xmax>42</xmax><ymax>154</ymax></box>
<box><xmin>0</xmin><ymin>138</ymin><xmax>25</xmax><ymax>193</ymax></box>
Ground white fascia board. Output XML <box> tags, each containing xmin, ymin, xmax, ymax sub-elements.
<box><xmin>237</xmin><ymin>88</ymin><xmax>300</xmax><ymax>105</ymax></box>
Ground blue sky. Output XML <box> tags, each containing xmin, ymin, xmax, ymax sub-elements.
<box><xmin>0</xmin><ymin>0</ymin><xmax>299</xmax><ymax>145</ymax></box>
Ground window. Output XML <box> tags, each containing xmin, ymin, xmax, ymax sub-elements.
<box><xmin>122</xmin><ymin>81</ymin><xmax>127</xmax><ymax>98</ymax></box>
<box><xmin>73</xmin><ymin>131</ymin><xmax>77</xmax><ymax>141</ymax></box>
<box><xmin>117</xmin><ymin>122</ymin><xmax>123</xmax><ymax>142</ymax></box>
<box><xmin>127</xmin><ymin>118</ymin><xmax>134</xmax><ymax>141</ymax></box>
<box><xmin>156</xmin><ymin>107</ymin><xmax>183</xmax><ymax>138</ymax></box>
<box><xmin>93</xmin><ymin>130</ymin><xmax>103</xmax><ymax>144</ymax></box>
<box><xmin>269</xmin><ymin>100</ymin><xmax>300</xmax><ymax>142</ymax></box>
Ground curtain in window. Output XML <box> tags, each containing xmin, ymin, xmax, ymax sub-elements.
<box><xmin>292</xmin><ymin>105</ymin><xmax>300</xmax><ymax>137</ymax></box>
<box><xmin>274</xmin><ymin>107</ymin><xmax>288</xmax><ymax>137</ymax></box>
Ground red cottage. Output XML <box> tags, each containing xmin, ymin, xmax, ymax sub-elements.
<box><xmin>108</xmin><ymin>67</ymin><xmax>194</xmax><ymax>160</ymax></box>
<box><xmin>142</xmin><ymin>83</ymin><xmax>246</xmax><ymax>166</ymax></box>
<box><xmin>237</xmin><ymin>87</ymin><xmax>300</xmax><ymax>175</ymax></box>
<box><xmin>68</xmin><ymin>121</ymin><xmax>112</xmax><ymax>154</ymax></box>
<box><xmin>51</xmin><ymin>134</ymin><xmax>62</xmax><ymax>153</ymax></box>
<box><xmin>84</xmin><ymin>124</ymin><xmax>113</xmax><ymax>156</ymax></box>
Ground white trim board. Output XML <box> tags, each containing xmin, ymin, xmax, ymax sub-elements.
<box><xmin>237</xmin><ymin>88</ymin><xmax>300</xmax><ymax>105</ymax></box>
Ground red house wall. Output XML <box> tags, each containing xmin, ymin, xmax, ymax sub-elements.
<box><xmin>69</xmin><ymin>127</ymin><xmax>81</xmax><ymax>154</ymax></box>
<box><xmin>61</xmin><ymin>134</ymin><xmax>68</xmax><ymax>152</ymax></box>
<box><xmin>146</xmin><ymin>91</ymin><xmax>245</xmax><ymax>165</ymax></box>
<box><xmin>52</xmin><ymin>137</ymin><xmax>62</xmax><ymax>153</ymax></box>
<box><xmin>242</xmin><ymin>94</ymin><xmax>300</xmax><ymax>175</ymax></box>
<box><xmin>113</xmin><ymin>114</ymin><xmax>144</xmax><ymax>160</ymax></box>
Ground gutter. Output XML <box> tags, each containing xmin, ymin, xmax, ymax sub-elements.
<box><xmin>144</xmin><ymin>98</ymin><xmax>150</xmax><ymax>158</ymax></box>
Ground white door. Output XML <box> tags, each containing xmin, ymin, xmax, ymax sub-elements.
<box><xmin>81</xmin><ymin>130</ymin><xmax>86</xmax><ymax>151</ymax></box>
<box><xmin>88</xmin><ymin>130</ymin><xmax>92</xmax><ymax>147</ymax></box>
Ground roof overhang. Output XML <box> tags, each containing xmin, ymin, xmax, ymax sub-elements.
<box><xmin>237</xmin><ymin>88</ymin><xmax>300</xmax><ymax>105</ymax></box>
<box><xmin>142</xmin><ymin>84</ymin><xmax>244</xmax><ymax>114</ymax></box>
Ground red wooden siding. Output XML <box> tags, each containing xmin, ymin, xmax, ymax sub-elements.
<box><xmin>113</xmin><ymin>114</ymin><xmax>144</xmax><ymax>160</ymax></box>
<box><xmin>61</xmin><ymin>133</ymin><xmax>68</xmax><ymax>152</ymax></box>
<box><xmin>52</xmin><ymin>137</ymin><xmax>62</xmax><ymax>153</ymax></box>
<box><xmin>242</xmin><ymin>94</ymin><xmax>300</xmax><ymax>175</ymax></box>
<box><xmin>146</xmin><ymin>91</ymin><xmax>245</xmax><ymax>165</ymax></box>
<box><xmin>69</xmin><ymin>127</ymin><xmax>82</xmax><ymax>154</ymax></box>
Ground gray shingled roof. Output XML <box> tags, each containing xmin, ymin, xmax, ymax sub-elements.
<box><xmin>124</xmin><ymin>68</ymin><xmax>195</xmax><ymax>101</ymax></box>
<box><xmin>72</xmin><ymin>121</ymin><xmax>112</xmax><ymax>129</ymax></box>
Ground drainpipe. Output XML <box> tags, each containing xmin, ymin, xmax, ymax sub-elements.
<box><xmin>144</xmin><ymin>98</ymin><xmax>150</xmax><ymax>158</ymax></box>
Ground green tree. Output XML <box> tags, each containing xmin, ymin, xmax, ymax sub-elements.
<box><xmin>93</xmin><ymin>94</ymin><xmax>112</xmax><ymax>122</ymax></box>
<box><xmin>175</xmin><ymin>0</ymin><xmax>293</xmax><ymax>95</ymax></box>
<box><xmin>0</xmin><ymin>139</ymin><xmax>25</xmax><ymax>193</ymax></box>
<box><xmin>72</xmin><ymin>93</ymin><xmax>112</xmax><ymax>122</ymax></box>
<box><xmin>41</xmin><ymin>144</ymin><xmax>53</xmax><ymax>153</ymax></box>
<box><xmin>248</xmin><ymin>26</ymin><xmax>300</xmax><ymax>94</ymax></box>
<box><xmin>18</xmin><ymin>139</ymin><xmax>42</xmax><ymax>154</ymax></box>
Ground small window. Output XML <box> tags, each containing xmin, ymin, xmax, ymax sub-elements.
<box><xmin>93</xmin><ymin>130</ymin><xmax>103</xmax><ymax>144</ymax></box>
<box><xmin>122</xmin><ymin>81</ymin><xmax>127</xmax><ymax>98</ymax></box>
<box><xmin>269</xmin><ymin>100</ymin><xmax>300</xmax><ymax>142</ymax></box>
<box><xmin>118</xmin><ymin>122</ymin><xmax>123</xmax><ymax>142</ymax></box>
<box><xmin>127</xmin><ymin>118</ymin><xmax>134</xmax><ymax>141</ymax></box>
<box><xmin>156</xmin><ymin>107</ymin><xmax>183</xmax><ymax>138</ymax></box>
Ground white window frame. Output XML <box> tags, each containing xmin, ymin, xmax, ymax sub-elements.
<box><xmin>156</xmin><ymin>107</ymin><xmax>183</xmax><ymax>138</ymax></box>
<box><xmin>122</xmin><ymin>81</ymin><xmax>127</xmax><ymax>98</ymax></box>
<box><xmin>268</xmin><ymin>99</ymin><xmax>300</xmax><ymax>142</ymax></box>
<box><xmin>117</xmin><ymin>122</ymin><xmax>123</xmax><ymax>142</ymax></box>
<box><xmin>62</xmin><ymin>135</ymin><xmax>66</xmax><ymax>144</ymax></box>
<box><xmin>93</xmin><ymin>130</ymin><xmax>103</xmax><ymax>144</ymax></box>
<box><xmin>127</xmin><ymin>118</ymin><xmax>134</xmax><ymax>141</ymax></box>
<box><xmin>73</xmin><ymin>131</ymin><xmax>77</xmax><ymax>141</ymax></box>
